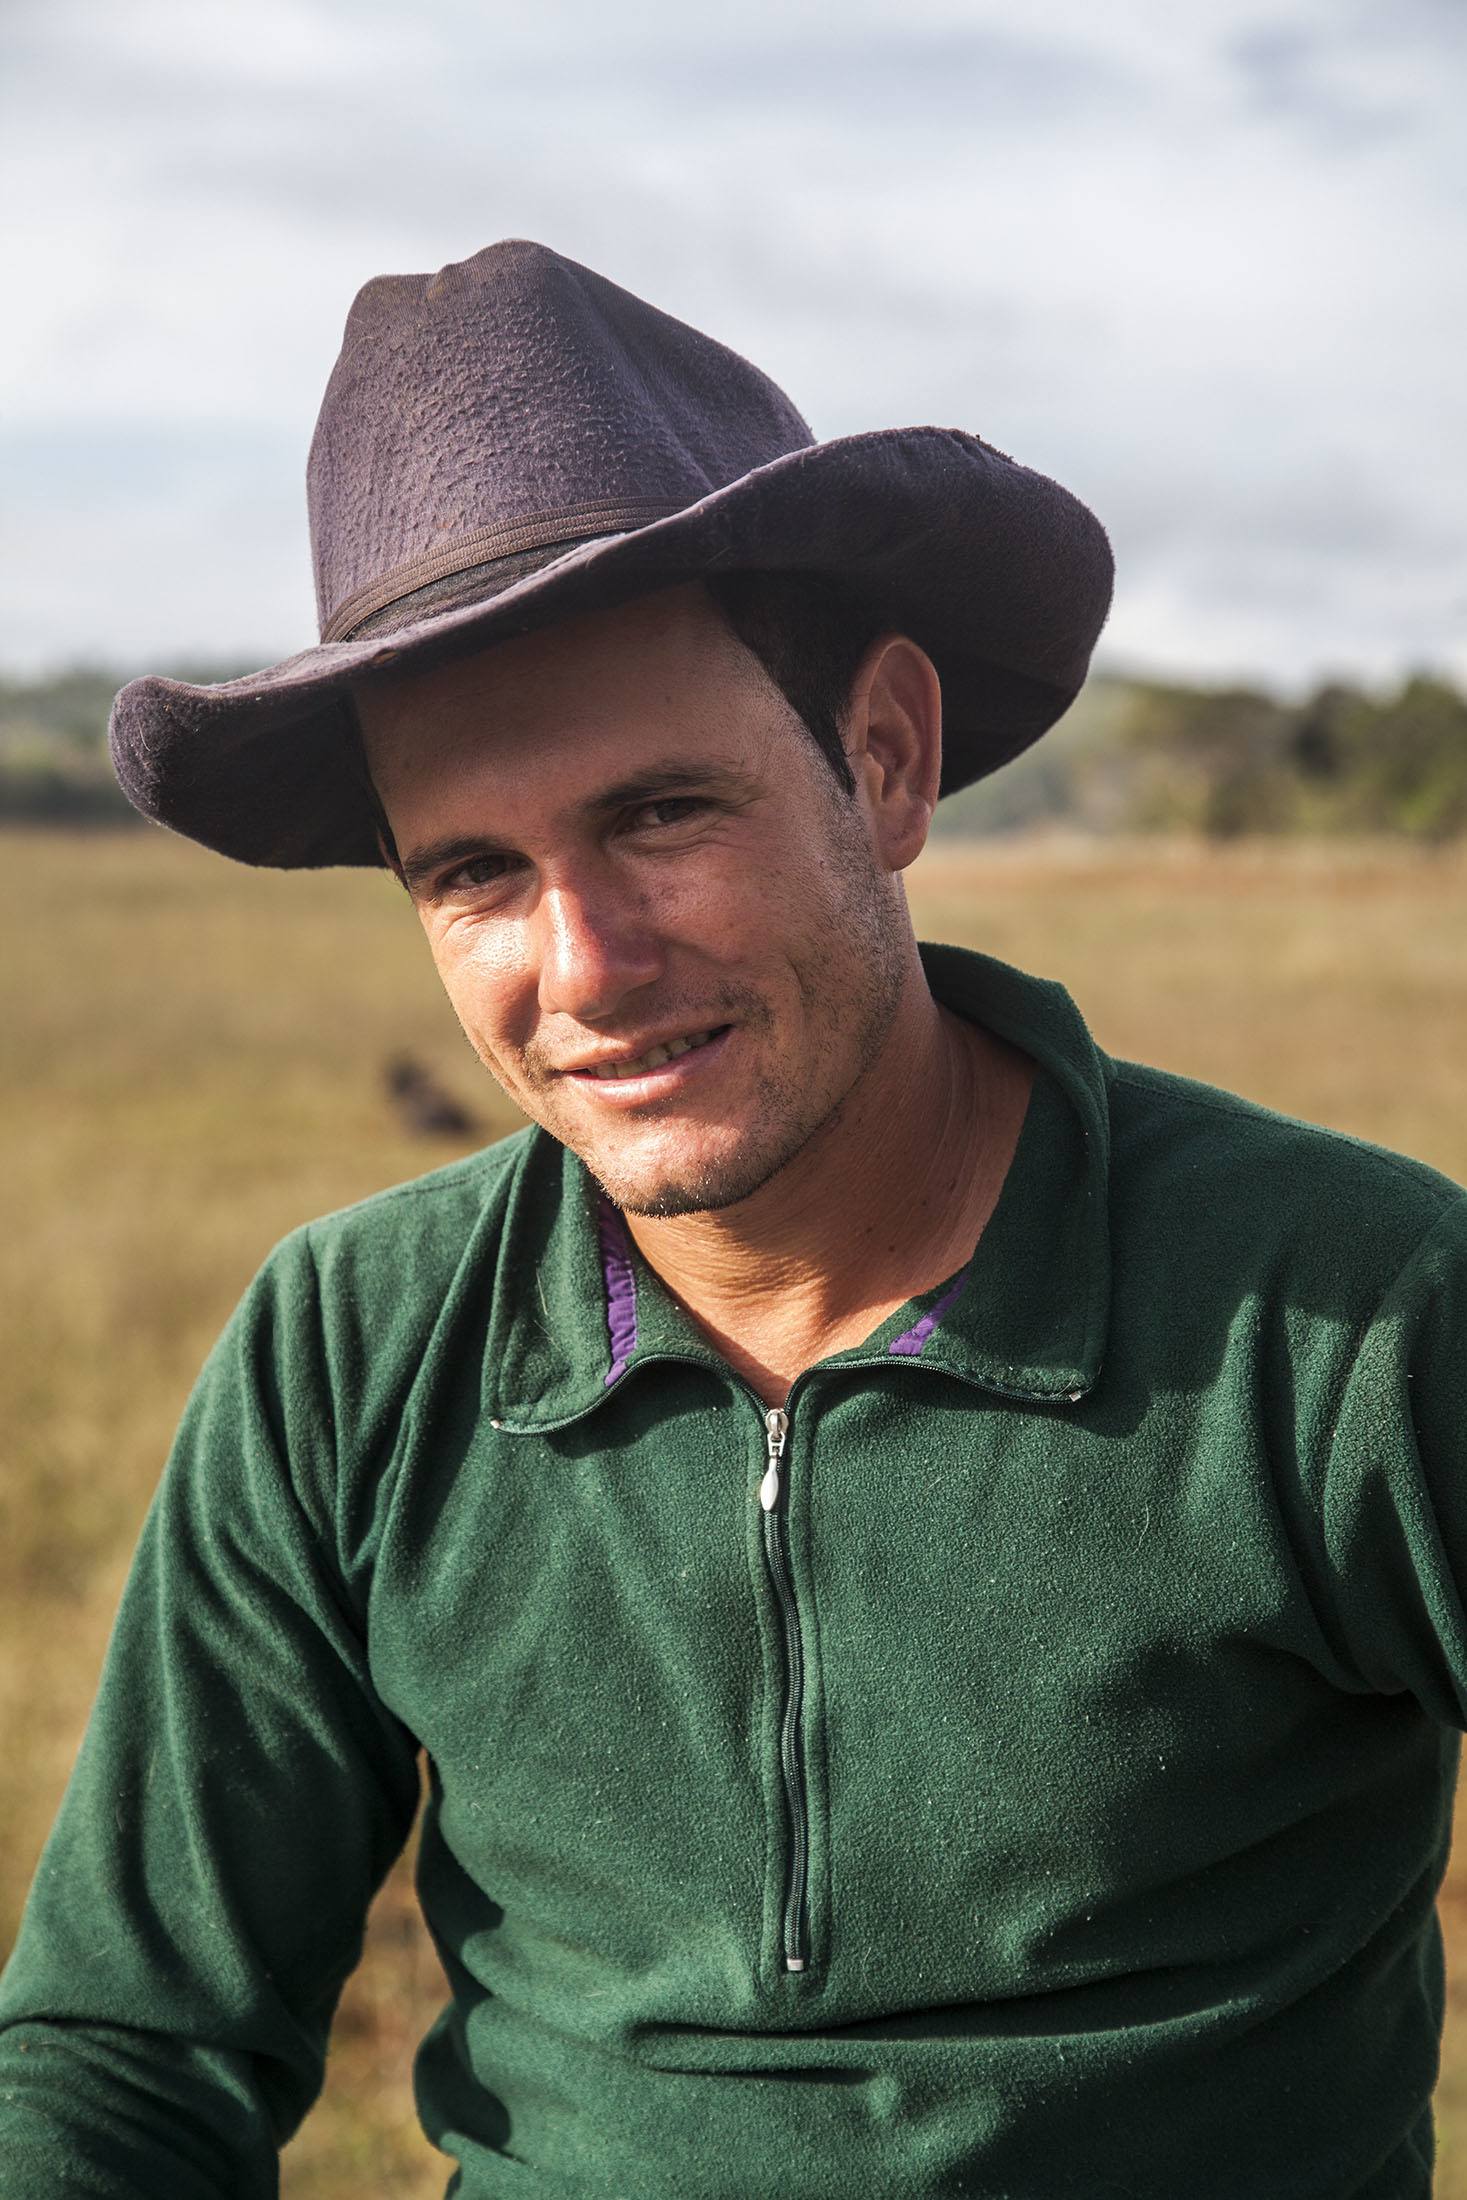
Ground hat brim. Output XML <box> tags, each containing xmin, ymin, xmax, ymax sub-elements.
<box><xmin>109</xmin><ymin>426</ymin><xmax>1113</xmax><ymax>869</ymax></box>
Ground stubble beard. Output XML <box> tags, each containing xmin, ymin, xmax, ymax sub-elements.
<box><xmin>577</xmin><ymin>819</ymin><xmax>911</xmax><ymax>1220</ymax></box>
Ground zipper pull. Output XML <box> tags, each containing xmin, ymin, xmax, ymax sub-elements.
<box><xmin>759</xmin><ymin>1406</ymin><xmax>789</xmax><ymax>1511</ymax></box>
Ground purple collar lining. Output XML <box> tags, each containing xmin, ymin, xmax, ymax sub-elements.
<box><xmin>596</xmin><ymin>1197</ymin><xmax>639</xmax><ymax>1386</ymax></box>
<box><xmin>888</xmin><ymin>1265</ymin><xmax>972</xmax><ymax>1358</ymax></box>
<box><xmin>597</xmin><ymin>1192</ymin><xmax>966</xmax><ymax>1379</ymax></box>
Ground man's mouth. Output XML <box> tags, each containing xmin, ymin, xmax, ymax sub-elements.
<box><xmin>574</xmin><ymin>1025</ymin><xmax>730</xmax><ymax>1081</ymax></box>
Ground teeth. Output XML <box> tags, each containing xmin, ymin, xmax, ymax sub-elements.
<box><xmin>586</xmin><ymin>1029</ymin><xmax>718</xmax><ymax>1080</ymax></box>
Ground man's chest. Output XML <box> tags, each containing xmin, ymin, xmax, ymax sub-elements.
<box><xmin>360</xmin><ymin>1360</ymin><xmax>1430</xmax><ymax>2028</ymax></box>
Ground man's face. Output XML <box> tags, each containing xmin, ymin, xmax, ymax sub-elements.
<box><xmin>354</xmin><ymin>582</ymin><xmax>913</xmax><ymax>1217</ymax></box>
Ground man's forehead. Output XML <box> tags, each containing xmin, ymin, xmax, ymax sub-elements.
<box><xmin>356</xmin><ymin>581</ymin><xmax>746</xmax><ymax>735</ymax></box>
<box><xmin>354</xmin><ymin>647</ymin><xmax>795</xmax><ymax>883</ymax></box>
<box><xmin>352</xmin><ymin>583</ymin><xmax>785</xmax><ymax>812</ymax></box>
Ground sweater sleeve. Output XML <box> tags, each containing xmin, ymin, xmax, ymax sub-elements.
<box><xmin>1320</xmin><ymin>1191</ymin><xmax>1467</xmax><ymax>1725</ymax></box>
<box><xmin>0</xmin><ymin>1229</ymin><xmax>423</xmax><ymax>2198</ymax></box>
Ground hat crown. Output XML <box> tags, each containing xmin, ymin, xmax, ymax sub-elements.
<box><xmin>306</xmin><ymin>239</ymin><xmax>814</xmax><ymax>643</ymax></box>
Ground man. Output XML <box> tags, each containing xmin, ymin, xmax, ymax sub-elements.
<box><xmin>1</xmin><ymin>240</ymin><xmax>1464</xmax><ymax>2198</ymax></box>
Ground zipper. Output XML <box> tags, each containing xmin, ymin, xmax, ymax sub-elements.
<box><xmin>758</xmin><ymin>1404</ymin><xmax>810</xmax><ymax>1974</ymax></box>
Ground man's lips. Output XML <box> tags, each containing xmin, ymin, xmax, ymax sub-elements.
<box><xmin>558</xmin><ymin>1023</ymin><xmax>733</xmax><ymax>1089</ymax></box>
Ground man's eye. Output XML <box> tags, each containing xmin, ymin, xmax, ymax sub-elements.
<box><xmin>636</xmin><ymin>797</ymin><xmax>706</xmax><ymax>829</ymax></box>
<box><xmin>441</xmin><ymin>854</ymin><xmax>512</xmax><ymax>892</ymax></box>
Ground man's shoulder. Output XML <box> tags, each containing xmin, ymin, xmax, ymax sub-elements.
<box><xmin>304</xmin><ymin>1124</ymin><xmax>534</xmax><ymax>1239</ymax></box>
<box><xmin>225</xmin><ymin>1128</ymin><xmax>546</xmax><ymax>1447</ymax></box>
<box><xmin>290</xmin><ymin>1126</ymin><xmax>534</xmax><ymax>1284</ymax></box>
<box><xmin>1105</xmin><ymin>1052</ymin><xmax>1467</xmax><ymax>1287</ymax></box>
<box><xmin>260</xmin><ymin>1125</ymin><xmax>539</xmax><ymax>1317</ymax></box>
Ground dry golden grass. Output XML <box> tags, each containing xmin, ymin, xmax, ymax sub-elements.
<box><xmin>3</xmin><ymin>824</ymin><xmax>1466</xmax><ymax>2195</ymax></box>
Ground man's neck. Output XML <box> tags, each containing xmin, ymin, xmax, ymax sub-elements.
<box><xmin>621</xmin><ymin>969</ymin><xmax>1035</xmax><ymax>1406</ymax></box>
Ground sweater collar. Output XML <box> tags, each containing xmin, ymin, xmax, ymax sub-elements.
<box><xmin>483</xmin><ymin>943</ymin><xmax>1112</xmax><ymax>1432</ymax></box>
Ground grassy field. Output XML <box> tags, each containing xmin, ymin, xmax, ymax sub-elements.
<box><xmin>4</xmin><ymin>824</ymin><xmax>1467</xmax><ymax>2193</ymax></box>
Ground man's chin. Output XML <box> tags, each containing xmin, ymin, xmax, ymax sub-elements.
<box><xmin>574</xmin><ymin>1130</ymin><xmax>787</xmax><ymax>1220</ymax></box>
<box><xmin>523</xmin><ymin>1062</ymin><xmax>843</xmax><ymax>1221</ymax></box>
<box><xmin>591</xmin><ymin>1158</ymin><xmax>768</xmax><ymax>1221</ymax></box>
<box><xmin>575</xmin><ymin>1102</ymin><xmax>841</xmax><ymax>1220</ymax></box>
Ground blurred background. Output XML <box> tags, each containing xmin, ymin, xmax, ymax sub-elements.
<box><xmin>3</xmin><ymin>2</ymin><xmax>1465</xmax><ymax>2192</ymax></box>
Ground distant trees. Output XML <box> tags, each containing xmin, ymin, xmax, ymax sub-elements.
<box><xmin>0</xmin><ymin>671</ymin><xmax>134</xmax><ymax>825</ymax></box>
<box><xmin>1287</xmin><ymin>677</ymin><xmax>1467</xmax><ymax>841</ymax></box>
<box><xmin>932</xmin><ymin>671</ymin><xmax>1467</xmax><ymax>841</ymax></box>
<box><xmin>1109</xmin><ymin>675</ymin><xmax>1467</xmax><ymax>841</ymax></box>
<box><xmin>4</xmin><ymin>664</ymin><xmax>1465</xmax><ymax>840</ymax></box>
<box><xmin>0</xmin><ymin>666</ymin><xmax>246</xmax><ymax>827</ymax></box>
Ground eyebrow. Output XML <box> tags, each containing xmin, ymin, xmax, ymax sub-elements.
<box><xmin>397</xmin><ymin>760</ymin><xmax>759</xmax><ymax>899</ymax></box>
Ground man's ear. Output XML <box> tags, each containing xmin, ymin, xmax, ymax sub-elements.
<box><xmin>844</xmin><ymin>634</ymin><xmax>943</xmax><ymax>873</ymax></box>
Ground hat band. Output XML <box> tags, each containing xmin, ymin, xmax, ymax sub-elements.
<box><xmin>321</xmin><ymin>498</ymin><xmax>682</xmax><ymax>645</ymax></box>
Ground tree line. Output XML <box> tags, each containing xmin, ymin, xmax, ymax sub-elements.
<box><xmin>930</xmin><ymin>670</ymin><xmax>1467</xmax><ymax>840</ymax></box>
<box><xmin>3</xmin><ymin>664</ymin><xmax>1465</xmax><ymax>840</ymax></box>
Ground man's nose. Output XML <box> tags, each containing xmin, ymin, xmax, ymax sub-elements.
<box><xmin>534</xmin><ymin>876</ymin><xmax>665</xmax><ymax>1023</ymax></box>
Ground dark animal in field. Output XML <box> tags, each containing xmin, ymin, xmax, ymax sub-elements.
<box><xmin>383</xmin><ymin>1054</ymin><xmax>481</xmax><ymax>1139</ymax></box>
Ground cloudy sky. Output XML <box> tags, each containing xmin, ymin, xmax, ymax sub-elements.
<box><xmin>4</xmin><ymin>0</ymin><xmax>1464</xmax><ymax>690</ymax></box>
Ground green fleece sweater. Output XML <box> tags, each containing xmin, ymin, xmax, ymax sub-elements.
<box><xmin>3</xmin><ymin>944</ymin><xmax>1467</xmax><ymax>2198</ymax></box>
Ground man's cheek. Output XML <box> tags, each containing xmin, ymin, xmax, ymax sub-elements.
<box><xmin>434</xmin><ymin>962</ymin><xmax>531</xmax><ymax>1077</ymax></box>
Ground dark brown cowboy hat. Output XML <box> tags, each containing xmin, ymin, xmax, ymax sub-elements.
<box><xmin>108</xmin><ymin>239</ymin><xmax>1114</xmax><ymax>869</ymax></box>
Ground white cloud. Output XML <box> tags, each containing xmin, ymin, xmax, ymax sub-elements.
<box><xmin>2</xmin><ymin>0</ymin><xmax>1463</xmax><ymax>686</ymax></box>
